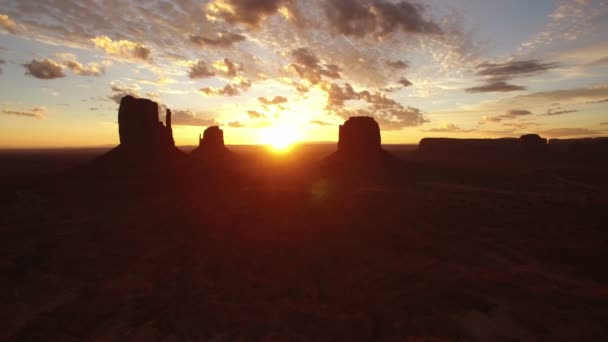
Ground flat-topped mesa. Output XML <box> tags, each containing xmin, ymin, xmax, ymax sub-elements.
<box><xmin>419</xmin><ymin>134</ymin><xmax>547</xmax><ymax>154</ymax></box>
<box><xmin>519</xmin><ymin>133</ymin><xmax>547</xmax><ymax>149</ymax></box>
<box><xmin>337</xmin><ymin>116</ymin><xmax>382</xmax><ymax>156</ymax></box>
<box><xmin>117</xmin><ymin>95</ymin><xmax>174</xmax><ymax>150</ymax></box>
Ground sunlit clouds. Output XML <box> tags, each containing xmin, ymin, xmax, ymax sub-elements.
<box><xmin>0</xmin><ymin>0</ymin><xmax>607</xmax><ymax>147</ymax></box>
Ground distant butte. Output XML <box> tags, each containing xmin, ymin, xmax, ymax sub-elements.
<box><xmin>326</xmin><ymin>116</ymin><xmax>398</xmax><ymax>166</ymax></box>
<box><xmin>190</xmin><ymin>126</ymin><xmax>236</xmax><ymax>164</ymax></box>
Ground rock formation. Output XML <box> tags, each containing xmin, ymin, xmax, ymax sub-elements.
<box><xmin>118</xmin><ymin>95</ymin><xmax>174</xmax><ymax>150</ymax></box>
<box><xmin>519</xmin><ymin>134</ymin><xmax>547</xmax><ymax>150</ymax></box>
<box><xmin>337</xmin><ymin>116</ymin><xmax>382</xmax><ymax>156</ymax></box>
<box><xmin>326</xmin><ymin>116</ymin><xmax>398</xmax><ymax>166</ymax></box>
<box><xmin>190</xmin><ymin>126</ymin><xmax>235</xmax><ymax>163</ymax></box>
<box><xmin>81</xmin><ymin>95</ymin><xmax>184</xmax><ymax>176</ymax></box>
<box><xmin>414</xmin><ymin>134</ymin><xmax>558</xmax><ymax>166</ymax></box>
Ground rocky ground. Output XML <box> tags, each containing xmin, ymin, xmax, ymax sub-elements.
<box><xmin>1</xmin><ymin>146</ymin><xmax>608</xmax><ymax>341</ymax></box>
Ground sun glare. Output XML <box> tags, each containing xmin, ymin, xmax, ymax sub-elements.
<box><xmin>263</xmin><ymin>125</ymin><xmax>299</xmax><ymax>152</ymax></box>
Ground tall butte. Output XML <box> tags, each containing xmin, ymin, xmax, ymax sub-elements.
<box><xmin>328</xmin><ymin>116</ymin><xmax>397</xmax><ymax>166</ymax></box>
<box><xmin>118</xmin><ymin>95</ymin><xmax>175</xmax><ymax>151</ymax></box>
<box><xmin>81</xmin><ymin>95</ymin><xmax>184</xmax><ymax>175</ymax></box>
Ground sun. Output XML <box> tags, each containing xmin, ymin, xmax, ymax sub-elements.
<box><xmin>263</xmin><ymin>124</ymin><xmax>300</xmax><ymax>152</ymax></box>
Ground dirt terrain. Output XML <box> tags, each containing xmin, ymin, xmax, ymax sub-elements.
<box><xmin>1</xmin><ymin>145</ymin><xmax>608</xmax><ymax>341</ymax></box>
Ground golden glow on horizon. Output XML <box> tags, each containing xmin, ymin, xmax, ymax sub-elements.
<box><xmin>262</xmin><ymin>124</ymin><xmax>300</xmax><ymax>152</ymax></box>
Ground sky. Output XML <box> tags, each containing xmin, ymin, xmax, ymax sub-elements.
<box><xmin>0</xmin><ymin>0</ymin><xmax>607</xmax><ymax>148</ymax></box>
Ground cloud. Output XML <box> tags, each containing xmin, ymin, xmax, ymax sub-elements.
<box><xmin>200</xmin><ymin>78</ymin><xmax>253</xmax><ymax>97</ymax></box>
<box><xmin>544</xmin><ymin>108</ymin><xmax>578</xmax><ymax>116</ymax></box>
<box><xmin>538</xmin><ymin>128</ymin><xmax>601</xmax><ymax>138</ymax></box>
<box><xmin>171</xmin><ymin>109</ymin><xmax>217</xmax><ymax>126</ymax></box>
<box><xmin>475</xmin><ymin>60</ymin><xmax>557</xmax><ymax>78</ymax></box>
<box><xmin>64</xmin><ymin>60</ymin><xmax>104</xmax><ymax>77</ymax></box>
<box><xmin>109</xmin><ymin>84</ymin><xmax>140</xmax><ymax>104</ymax></box>
<box><xmin>188</xmin><ymin>60</ymin><xmax>215</xmax><ymax>79</ymax></box>
<box><xmin>289</xmin><ymin>47</ymin><xmax>341</xmax><ymax>84</ymax></box>
<box><xmin>247</xmin><ymin>110</ymin><xmax>265</xmax><ymax>119</ymax></box>
<box><xmin>506</xmin><ymin>109</ymin><xmax>532</xmax><ymax>117</ymax></box>
<box><xmin>398</xmin><ymin>77</ymin><xmax>412</xmax><ymax>87</ymax></box>
<box><xmin>422</xmin><ymin>123</ymin><xmax>473</xmax><ymax>133</ymax></box>
<box><xmin>91</xmin><ymin>36</ymin><xmax>151</xmax><ymax>60</ymax></box>
<box><xmin>386</xmin><ymin>59</ymin><xmax>409</xmax><ymax>69</ymax></box>
<box><xmin>0</xmin><ymin>13</ymin><xmax>17</xmax><ymax>34</ymax></box>
<box><xmin>189</xmin><ymin>31</ymin><xmax>246</xmax><ymax>47</ymax></box>
<box><xmin>466</xmin><ymin>59</ymin><xmax>557</xmax><ymax>93</ymax></box>
<box><xmin>512</xmin><ymin>84</ymin><xmax>608</xmax><ymax>104</ymax></box>
<box><xmin>322</xmin><ymin>82</ymin><xmax>428</xmax><ymax>130</ymax></box>
<box><xmin>465</xmin><ymin>80</ymin><xmax>526</xmax><ymax>93</ymax></box>
<box><xmin>227</xmin><ymin>121</ymin><xmax>245</xmax><ymax>128</ymax></box>
<box><xmin>479</xmin><ymin>109</ymin><xmax>532</xmax><ymax>124</ymax></box>
<box><xmin>206</xmin><ymin>0</ymin><xmax>287</xmax><ymax>27</ymax></box>
<box><xmin>590</xmin><ymin>98</ymin><xmax>608</xmax><ymax>104</ymax></box>
<box><xmin>309</xmin><ymin>119</ymin><xmax>332</xmax><ymax>126</ymax></box>
<box><xmin>23</xmin><ymin>59</ymin><xmax>66</xmax><ymax>79</ymax></box>
<box><xmin>1</xmin><ymin>107</ymin><xmax>45</xmax><ymax>119</ymax></box>
<box><xmin>212</xmin><ymin>58</ymin><xmax>242</xmax><ymax>78</ymax></box>
<box><xmin>258</xmin><ymin>96</ymin><xmax>288</xmax><ymax>105</ymax></box>
<box><xmin>323</xmin><ymin>0</ymin><xmax>441</xmax><ymax>38</ymax></box>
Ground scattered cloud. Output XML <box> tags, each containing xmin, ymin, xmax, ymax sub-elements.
<box><xmin>188</xmin><ymin>60</ymin><xmax>215</xmax><ymax>79</ymax></box>
<box><xmin>206</xmin><ymin>0</ymin><xmax>288</xmax><ymax>27</ymax></box>
<box><xmin>386</xmin><ymin>59</ymin><xmax>409</xmax><ymax>70</ymax></box>
<box><xmin>422</xmin><ymin>123</ymin><xmax>474</xmax><ymax>133</ymax></box>
<box><xmin>189</xmin><ymin>31</ymin><xmax>246</xmax><ymax>47</ymax></box>
<box><xmin>247</xmin><ymin>110</ymin><xmax>265</xmax><ymax>119</ymax></box>
<box><xmin>323</xmin><ymin>0</ymin><xmax>441</xmax><ymax>38</ymax></box>
<box><xmin>475</xmin><ymin>60</ymin><xmax>557</xmax><ymax>78</ymax></box>
<box><xmin>171</xmin><ymin>109</ymin><xmax>217</xmax><ymax>126</ymax></box>
<box><xmin>479</xmin><ymin>109</ymin><xmax>532</xmax><ymax>124</ymax></box>
<box><xmin>465</xmin><ymin>80</ymin><xmax>526</xmax><ymax>93</ymax></box>
<box><xmin>538</xmin><ymin>128</ymin><xmax>601</xmax><ymax>138</ymax></box>
<box><xmin>64</xmin><ymin>60</ymin><xmax>104</xmax><ymax>77</ymax></box>
<box><xmin>309</xmin><ymin>119</ymin><xmax>332</xmax><ymax>126</ymax></box>
<box><xmin>544</xmin><ymin>108</ymin><xmax>578</xmax><ymax>116</ymax></box>
<box><xmin>258</xmin><ymin>96</ymin><xmax>288</xmax><ymax>105</ymax></box>
<box><xmin>1</xmin><ymin>107</ymin><xmax>45</xmax><ymax>119</ymax></box>
<box><xmin>227</xmin><ymin>121</ymin><xmax>245</xmax><ymax>128</ymax></box>
<box><xmin>200</xmin><ymin>78</ymin><xmax>254</xmax><ymax>97</ymax></box>
<box><xmin>212</xmin><ymin>58</ymin><xmax>242</xmax><ymax>78</ymax></box>
<box><xmin>108</xmin><ymin>84</ymin><xmax>140</xmax><ymax>104</ymax></box>
<box><xmin>91</xmin><ymin>36</ymin><xmax>151</xmax><ymax>61</ymax></box>
<box><xmin>0</xmin><ymin>13</ymin><xmax>17</xmax><ymax>34</ymax></box>
<box><xmin>322</xmin><ymin>82</ymin><xmax>428</xmax><ymax>130</ymax></box>
<box><xmin>23</xmin><ymin>59</ymin><xmax>66</xmax><ymax>79</ymax></box>
<box><xmin>398</xmin><ymin>77</ymin><xmax>412</xmax><ymax>87</ymax></box>
<box><xmin>466</xmin><ymin>59</ymin><xmax>557</xmax><ymax>93</ymax></box>
<box><xmin>289</xmin><ymin>47</ymin><xmax>341</xmax><ymax>85</ymax></box>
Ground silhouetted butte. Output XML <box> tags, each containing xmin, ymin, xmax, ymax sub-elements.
<box><xmin>190</xmin><ymin>126</ymin><xmax>236</xmax><ymax>165</ymax></box>
<box><xmin>326</xmin><ymin>116</ymin><xmax>398</xmax><ymax>167</ymax></box>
